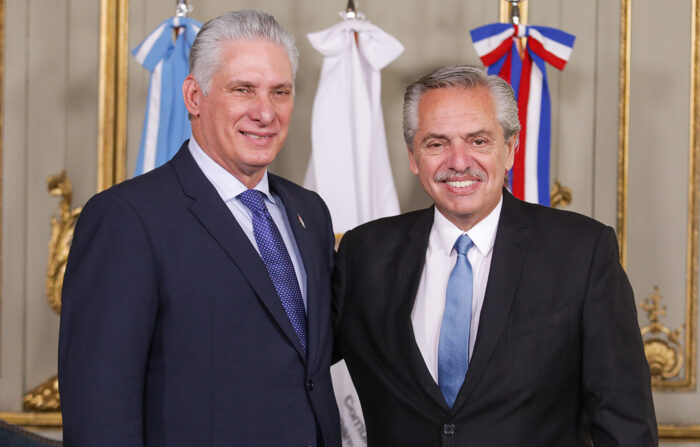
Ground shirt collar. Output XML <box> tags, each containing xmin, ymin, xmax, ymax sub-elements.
<box><xmin>188</xmin><ymin>136</ymin><xmax>275</xmax><ymax>204</ymax></box>
<box><xmin>432</xmin><ymin>195</ymin><xmax>503</xmax><ymax>257</ymax></box>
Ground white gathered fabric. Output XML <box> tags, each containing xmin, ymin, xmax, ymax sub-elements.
<box><xmin>305</xmin><ymin>19</ymin><xmax>403</xmax><ymax>233</ymax></box>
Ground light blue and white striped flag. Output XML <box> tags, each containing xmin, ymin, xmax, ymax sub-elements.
<box><xmin>132</xmin><ymin>16</ymin><xmax>201</xmax><ymax>176</ymax></box>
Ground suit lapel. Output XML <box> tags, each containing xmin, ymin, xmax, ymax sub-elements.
<box><xmin>451</xmin><ymin>191</ymin><xmax>531</xmax><ymax>412</ymax></box>
<box><xmin>170</xmin><ymin>145</ymin><xmax>306</xmax><ymax>360</ymax></box>
<box><xmin>268</xmin><ymin>175</ymin><xmax>325</xmax><ymax>370</ymax></box>
<box><xmin>394</xmin><ymin>208</ymin><xmax>451</xmax><ymax>412</ymax></box>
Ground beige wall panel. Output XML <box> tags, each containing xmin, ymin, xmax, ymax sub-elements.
<box><xmin>626</xmin><ymin>0</ymin><xmax>698</xmax><ymax>427</ymax></box>
<box><xmin>65</xmin><ymin>0</ymin><xmax>99</xmax><ymax>206</ymax></box>
<box><xmin>556</xmin><ymin>1</ymin><xmax>597</xmax><ymax>217</ymax></box>
<box><xmin>24</xmin><ymin>0</ymin><xmax>69</xmax><ymax>392</ymax></box>
<box><xmin>593</xmin><ymin>0</ymin><xmax>621</xmax><ymax>228</ymax></box>
<box><xmin>0</xmin><ymin>0</ymin><xmax>29</xmax><ymax>411</ymax></box>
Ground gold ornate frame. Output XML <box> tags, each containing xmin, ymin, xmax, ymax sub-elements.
<box><xmin>97</xmin><ymin>0</ymin><xmax>129</xmax><ymax>191</ymax></box>
<box><xmin>619</xmin><ymin>0</ymin><xmax>699</xmax><ymax>439</ymax></box>
<box><xmin>618</xmin><ymin>0</ymin><xmax>698</xmax><ymax>393</ymax></box>
<box><xmin>0</xmin><ymin>0</ymin><xmax>4</xmax><ymax>374</ymax></box>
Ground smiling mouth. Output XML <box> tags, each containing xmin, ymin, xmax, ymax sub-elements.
<box><xmin>446</xmin><ymin>179</ymin><xmax>477</xmax><ymax>188</ymax></box>
<box><xmin>240</xmin><ymin>131</ymin><xmax>273</xmax><ymax>140</ymax></box>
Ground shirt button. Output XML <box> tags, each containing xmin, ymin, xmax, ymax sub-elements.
<box><xmin>306</xmin><ymin>380</ymin><xmax>314</xmax><ymax>391</ymax></box>
<box><xmin>442</xmin><ymin>424</ymin><xmax>455</xmax><ymax>436</ymax></box>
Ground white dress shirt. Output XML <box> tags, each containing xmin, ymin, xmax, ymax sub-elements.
<box><xmin>188</xmin><ymin>137</ymin><xmax>308</xmax><ymax>309</ymax></box>
<box><xmin>411</xmin><ymin>197</ymin><xmax>503</xmax><ymax>383</ymax></box>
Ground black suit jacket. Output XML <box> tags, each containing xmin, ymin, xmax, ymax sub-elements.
<box><xmin>58</xmin><ymin>142</ymin><xmax>341</xmax><ymax>447</ymax></box>
<box><xmin>333</xmin><ymin>191</ymin><xmax>657</xmax><ymax>446</ymax></box>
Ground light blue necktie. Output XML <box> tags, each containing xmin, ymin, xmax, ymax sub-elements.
<box><xmin>438</xmin><ymin>234</ymin><xmax>473</xmax><ymax>408</ymax></box>
<box><xmin>238</xmin><ymin>189</ymin><xmax>307</xmax><ymax>352</ymax></box>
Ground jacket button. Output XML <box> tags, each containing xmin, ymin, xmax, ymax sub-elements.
<box><xmin>306</xmin><ymin>380</ymin><xmax>314</xmax><ymax>391</ymax></box>
<box><xmin>442</xmin><ymin>424</ymin><xmax>455</xmax><ymax>436</ymax></box>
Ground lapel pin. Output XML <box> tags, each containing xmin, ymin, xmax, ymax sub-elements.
<box><xmin>297</xmin><ymin>213</ymin><xmax>305</xmax><ymax>229</ymax></box>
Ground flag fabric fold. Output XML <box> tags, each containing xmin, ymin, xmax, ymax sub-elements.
<box><xmin>305</xmin><ymin>19</ymin><xmax>403</xmax><ymax>233</ymax></box>
<box><xmin>132</xmin><ymin>16</ymin><xmax>201</xmax><ymax>176</ymax></box>
<box><xmin>470</xmin><ymin>23</ymin><xmax>575</xmax><ymax>205</ymax></box>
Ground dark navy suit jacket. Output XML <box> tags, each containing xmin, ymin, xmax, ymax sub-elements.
<box><xmin>58</xmin><ymin>142</ymin><xmax>341</xmax><ymax>447</ymax></box>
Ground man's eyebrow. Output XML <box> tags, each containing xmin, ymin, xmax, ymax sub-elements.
<box><xmin>464</xmin><ymin>129</ymin><xmax>494</xmax><ymax>139</ymax></box>
<box><xmin>420</xmin><ymin>133</ymin><xmax>449</xmax><ymax>144</ymax></box>
<box><xmin>271</xmin><ymin>82</ymin><xmax>294</xmax><ymax>90</ymax></box>
<box><xmin>225</xmin><ymin>79</ymin><xmax>255</xmax><ymax>88</ymax></box>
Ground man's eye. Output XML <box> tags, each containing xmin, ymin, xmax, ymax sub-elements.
<box><xmin>233</xmin><ymin>87</ymin><xmax>250</xmax><ymax>94</ymax></box>
<box><xmin>473</xmin><ymin>138</ymin><xmax>487</xmax><ymax>146</ymax></box>
<box><xmin>275</xmin><ymin>90</ymin><xmax>291</xmax><ymax>97</ymax></box>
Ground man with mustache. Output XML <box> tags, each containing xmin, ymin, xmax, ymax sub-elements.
<box><xmin>333</xmin><ymin>65</ymin><xmax>657</xmax><ymax>445</ymax></box>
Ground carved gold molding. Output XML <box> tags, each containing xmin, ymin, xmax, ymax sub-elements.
<box><xmin>0</xmin><ymin>0</ymin><xmax>5</xmax><ymax>374</ymax></box>
<box><xmin>640</xmin><ymin>286</ymin><xmax>685</xmax><ymax>383</ymax></box>
<box><xmin>550</xmin><ymin>181</ymin><xmax>571</xmax><ymax>208</ymax></box>
<box><xmin>617</xmin><ymin>0</ymin><xmax>631</xmax><ymax>268</ymax></box>
<box><xmin>0</xmin><ymin>412</ymin><xmax>62</xmax><ymax>428</ymax></box>
<box><xmin>658</xmin><ymin>424</ymin><xmax>700</xmax><ymax>440</ymax></box>
<box><xmin>98</xmin><ymin>0</ymin><xmax>129</xmax><ymax>191</ymax></box>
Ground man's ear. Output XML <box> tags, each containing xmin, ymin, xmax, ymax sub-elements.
<box><xmin>183</xmin><ymin>74</ymin><xmax>201</xmax><ymax>117</ymax></box>
<box><xmin>504</xmin><ymin>136</ymin><xmax>517</xmax><ymax>171</ymax></box>
<box><xmin>408</xmin><ymin>145</ymin><xmax>419</xmax><ymax>175</ymax></box>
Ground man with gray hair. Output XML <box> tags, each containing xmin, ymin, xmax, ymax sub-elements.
<box><xmin>59</xmin><ymin>10</ymin><xmax>340</xmax><ymax>446</ymax></box>
<box><xmin>332</xmin><ymin>65</ymin><xmax>657</xmax><ymax>445</ymax></box>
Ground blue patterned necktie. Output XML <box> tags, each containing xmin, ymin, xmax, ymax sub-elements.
<box><xmin>238</xmin><ymin>189</ymin><xmax>307</xmax><ymax>352</ymax></box>
<box><xmin>438</xmin><ymin>234</ymin><xmax>473</xmax><ymax>408</ymax></box>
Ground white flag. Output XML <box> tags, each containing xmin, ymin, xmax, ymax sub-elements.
<box><xmin>306</xmin><ymin>19</ymin><xmax>403</xmax><ymax>447</ymax></box>
<box><xmin>305</xmin><ymin>19</ymin><xmax>403</xmax><ymax>233</ymax></box>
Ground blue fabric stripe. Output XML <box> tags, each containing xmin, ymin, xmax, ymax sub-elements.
<box><xmin>470</xmin><ymin>23</ymin><xmax>512</xmax><ymax>43</ymax></box>
<box><xmin>530</xmin><ymin>25</ymin><xmax>576</xmax><ymax>48</ymax></box>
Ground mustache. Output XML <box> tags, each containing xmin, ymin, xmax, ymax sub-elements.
<box><xmin>434</xmin><ymin>167</ymin><xmax>487</xmax><ymax>183</ymax></box>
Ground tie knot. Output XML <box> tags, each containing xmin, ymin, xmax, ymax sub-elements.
<box><xmin>238</xmin><ymin>189</ymin><xmax>267</xmax><ymax>215</ymax></box>
<box><xmin>453</xmin><ymin>234</ymin><xmax>472</xmax><ymax>256</ymax></box>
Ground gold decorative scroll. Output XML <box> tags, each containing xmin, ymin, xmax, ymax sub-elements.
<box><xmin>46</xmin><ymin>171</ymin><xmax>82</xmax><ymax>314</ymax></box>
<box><xmin>639</xmin><ymin>286</ymin><xmax>685</xmax><ymax>383</ymax></box>
<box><xmin>21</xmin><ymin>171</ymin><xmax>82</xmax><ymax>413</ymax></box>
<box><xmin>550</xmin><ymin>181</ymin><xmax>572</xmax><ymax>208</ymax></box>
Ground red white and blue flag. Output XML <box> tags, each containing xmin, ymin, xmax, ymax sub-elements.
<box><xmin>470</xmin><ymin>23</ymin><xmax>575</xmax><ymax>205</ymax></box>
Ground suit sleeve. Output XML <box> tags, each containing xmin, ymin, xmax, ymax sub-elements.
<box><xmin>58</xmin><ymin>191</ymin><xmax>157</xmax><ymax>447</ymax></box>
<box><xmin>581</xmin><ymin>226</ymin><xmax>658</xmax><ymax>445</ymax></box>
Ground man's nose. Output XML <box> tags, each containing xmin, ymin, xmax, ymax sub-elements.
<box><xmin>446</xmin><ymin>142</ymin><xmax>473</xmax><ymax>171</ymax></box>
<box><xmin>248</xmin><ymin>94</ymin><xmax>275</xmax><ymax>125</ymax></box>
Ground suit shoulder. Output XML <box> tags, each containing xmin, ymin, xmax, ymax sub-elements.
<box><xmin>85</xmin><ymin>163</ymin><xmax>178</xmax><ymax>209</ymax></box>
<box><xmin>342</xmin><ymin>208</ymin><xmax>430</xmax><ymax>249</ymax></box>
<box><xmin>513</xmin><ymin>197</ymin><xmax>612</xmax><ymax>247</ymax></box>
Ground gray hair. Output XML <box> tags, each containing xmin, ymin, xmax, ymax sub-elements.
<box><xmin>189</xmin><ymin>9</ymin><xmax>299</xmax><ymax>95</ymax></box>
<box><xmin>403</xmin><ymin>65</ymin><xmax>521</xmax><ymax>150</ymax></box>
